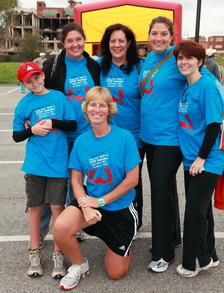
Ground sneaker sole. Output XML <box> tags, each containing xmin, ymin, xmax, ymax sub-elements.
<box><xmin>211</xmin><ymin>260</ymin><xmax>220</xmax><ymax>268</ymax></box>
<box><xmin>52</xmin><ymin>272</ymin><xmax>67</xmax><ymax>278</ymax></box>
<box><xmin>27</xmin><ymin>270</ymin><xmax>43</xmax><ymax>276</ymax></box>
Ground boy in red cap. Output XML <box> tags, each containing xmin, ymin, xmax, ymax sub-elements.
<box><xmin>13</xmin><ymin>62</ymin><xmax>77</xmax><ymax>278</ymax></box>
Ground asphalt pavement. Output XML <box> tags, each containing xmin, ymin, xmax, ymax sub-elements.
<box><xmin>0</xmin><ymin>85</ymin><xmax>224</xmax><ymax>293</ymax></box>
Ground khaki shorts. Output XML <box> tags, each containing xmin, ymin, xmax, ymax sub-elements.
<box><xmin>24</xmin><ymin>174</ymin><xmax>67</xmax><ymax>207</ymax></box>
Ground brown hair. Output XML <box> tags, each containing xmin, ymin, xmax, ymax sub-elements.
<box><xmin>60</xmin><ymin>22</ymin><xmax>86</xmax><ymax>45</ymax></box>
<box><xmin>148</xmin><ymin>16</ymin><xmax>175</xmax><ymax>45</ymax></box>
<box><xmin>173</xmin><ymin>40</ymin><xmax>205</xmax><ymax>70</ymax></box>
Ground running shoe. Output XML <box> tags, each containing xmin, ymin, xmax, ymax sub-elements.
<box><xmin>148</xmin><ymin>258</ymin><xmax>174</xmax><ymax>273</ymax></box>
<box><xmin>60</xmin><ymin>258</ymin><xmax>90</xmax><ymax>290</ymax></box>
<box><xmin>176</xmin><ymin>257</ymin><xmax>213</xmax><ymax>278</ymax></box>
<box><xmin>27</xmin><ymin>249</ymin><xmax>43</xmax><ymax>276</ymax></box>
<box><xmin>52</xmin><ymin>251</ymin><xmax>67</xmax><ymax>278</ymax></box>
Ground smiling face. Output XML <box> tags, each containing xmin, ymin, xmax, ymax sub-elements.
<box><xmin>149</xmin><ymin>23</ymin><xmax>173</xmax><ymax>54</ymax></box>
<box><xmin>23</xmin><ymin>72</ymin><xmax>46</xmax><ymax>95</ymax></box>
<box><xmin>177</xmin><ymin>52</ymin><xmax>202</xmax><ymax>78</ymax></box>
<box><xmin>86</xmin><ymin>97</ymin><xmax>109</xmax><ymax>126</ymax></box>
<box><xmin>109</xmin><ymin>30</ymin><xmax>131</xmax><ymax>64</ymax></box>
<box><xmin>63</xmin><ymin>30</ymin><xmax>85</xmax><ymax>61</ymax></box>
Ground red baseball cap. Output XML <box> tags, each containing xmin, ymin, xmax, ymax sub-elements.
<box><xmin>17</xmin><ymin>62</ymin><xmax>43</xmax><ymax>82</ymax></box>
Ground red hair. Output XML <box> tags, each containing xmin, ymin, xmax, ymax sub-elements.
<box><xmin>173</xmin><ymin>40</ymin><xmax>205</xmax><ymax>70</ymax></box>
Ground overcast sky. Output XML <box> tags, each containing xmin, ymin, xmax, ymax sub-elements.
<box><xmin>18</xmin><ymin>0</ymin><xmax>224</xmax><ymax>38</ymax></box>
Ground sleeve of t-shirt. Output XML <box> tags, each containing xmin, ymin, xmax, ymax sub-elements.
<box><xmin>200</xmin><ymin>83</ymin><xmax>223</xmax><ymax>126</ymax></box>
<box><xmin>69</xmin><ymin>138</ymin><xmax>83</xmax><ymax>171</ymax></box>
<box><xmin>124</xmin><ymin>131</ymin><xmax>142</xmax><ymax>173</ymax></box>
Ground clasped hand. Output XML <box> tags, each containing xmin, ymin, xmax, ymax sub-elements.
<box><xmin>78</xmin><ymin>196</ymin><xmax>102</xmax><ymax>225</ymax></box>
<box><xmin>78</xmin><ymin>195</ymin><xmax>99</xmax><ymax>208</ymax></box>
<box><xmin>31</xmin><ymin>119</ymin><xmax>52</xmax><ymax>136</ymax></box>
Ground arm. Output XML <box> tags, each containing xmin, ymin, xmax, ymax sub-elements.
<box><xmin>42</xmin><ymin>119</ymin><xmax>77</xmax><ymax>132</ymax></box>
<box><xmin>13</xmin><ymin>128</ymin><xmax>33</xmax><ymax>142</ymax></box>
<box><xmin>214</xmin><ymin>63</ymin><xmax>221</xmax><ymax>83</ymax></box>
<box><xmin>13</xmin><ymin>120</ymin><xmax>51</xmax><ymax>142</ymax></box>
<box><xmin>189</xmin><ymin>122</ymin><xmax>221</xmax><ymax>176</ymax></box>
<box><xmin>78</xmin><ymin>165</ymin><xmax>139</xmax><ymax>208</ymax></box>
<box><xmin>71</xmin><ymin>169</ymin><xmax>102</xmax><ymax>225</ymax></box>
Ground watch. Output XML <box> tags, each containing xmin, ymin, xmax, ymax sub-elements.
<box><xmin>97</xmin><ymin>197</ymin><xmax>105</xmax><ymax>207</ymax></box>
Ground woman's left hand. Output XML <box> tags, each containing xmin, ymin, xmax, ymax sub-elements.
<box><xmin>189</xmin><ymin>157</ymin><xmax>205</xmax><ymax>176</ymax></box>
<box><xmin>78</xmin><ymin>195</ymin><xmax>99</xmax><ymax>208</ymax></box>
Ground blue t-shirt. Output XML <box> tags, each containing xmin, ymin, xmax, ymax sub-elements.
<box><xmin>64</xmin><ymin>55</ymin><xmax>94</xmax><ymax>140</ymax></box>
<box><xmin>13</xmin><ymin>89</ymin><xmax>76</xmax><ymax>177</ymax></box>
<box><xmin>139</xmin><ymin>46</ymin><xmax>186</xmax><ymax>146</ymax></box>
<box><xmin>178</xmin><ymin>75</ymin><xmax>224</xmax><ymax>175</ymax></box>
<box><xmin>69</xmin><ymin>125</ymin><xmax>141</xmax><ymax>211</ymax></box>
<box><xmin>99</xmin><ymin>61</ymin><xmax>144</xmax><ymax>148</ymax></box>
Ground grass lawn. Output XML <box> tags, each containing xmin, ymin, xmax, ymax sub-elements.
<box><xmin>0</xmin><ymin>62</ymin><xmax>21</xmax><ymax>84</ymax></box>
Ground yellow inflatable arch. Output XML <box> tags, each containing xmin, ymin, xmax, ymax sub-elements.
<box><xmin>74</xmin><ymin>0</ymin><xmax>182</xmax><ymax>56</ymax></box>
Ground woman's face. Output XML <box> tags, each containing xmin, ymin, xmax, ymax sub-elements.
<box><xmin>177</xmin><ymin>52</ymin><xmax>202</xmax><ymax>78</ymax></box>
<box><xmin>63</xmin><ymin>30</ymin><xmax>85</xmax><ymax>61</ymax></box>
<box><xmin>149</xmin><ymin>23</ymin><xmax>173</xmax><ymax>54</ymax></box>
<box><xmin>109</xmin><ymin>30</ymin><xmax>131</xmax><ymax>63</ymax></box>
<box><xmin>86</xmin><ymin>97</ymin><xmax>109</xmax><ymax>126</ymax></box>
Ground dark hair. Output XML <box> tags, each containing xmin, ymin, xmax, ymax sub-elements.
<box><xmin>173</xmin><ymin>40</ymin><xmax>205</xmax><ymax>70</ymax></box>
<box><xmin>100</xmin><ymin>23</ymin><xmax>139</xmax><ymax>76</ymax></box>
<box><xmin>149</xmin><ymin>16</ymin><xmax>175</xmax><ymax>45</ymax></box>
<box><xmin>60</xmin><ymin>22</ymin><xmax>86</xmax><ymax>44</ymax></box>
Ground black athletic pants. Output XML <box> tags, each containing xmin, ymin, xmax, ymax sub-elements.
<box><xmin>144</xmin><ymin>143</ymin><xmax>182</xmax><ymax>262</ymax></box>
<box><xmin>182</xmin><ymin>171</ymin><xmax>220</xmax><ymax>270</ymax></box>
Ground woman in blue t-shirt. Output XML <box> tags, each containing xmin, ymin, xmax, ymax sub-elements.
<box><xmin>99</xmin><ymin>23</ymin><xmax>145</xmax><ymax>229</ymax></box>
<box><xmin>38</xmin><ymin>23</ymin><xmax>100</xmax><ymax>243</ymax></box>
<box><xmin>173</xmin><ymin>40</ymin><xmax>224</xmax><ymax>278</ymax></box>
<box><xmin>54</xmin><ymin>86</ymin><xmax>141</xmax><ymax>290</ymax></box>
<box><xmin>139</xmin><ymin>16</ymin><xmax>185</xmax><ymax>273</ymax></box>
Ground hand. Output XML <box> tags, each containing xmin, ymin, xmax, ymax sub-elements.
<box><xmin>78</xmin><ymin>195</ymin><xmax>99</xmax><ymax>208</ymax></box>
<box><xmin>189</xmin><ymin>157</ymin><xmax>205</xmax><ymax>176</ymax></box>
<box><xmin>82</xmin><ymin>207</ymin><xmax>102</xmax><ymax>225</ymax></box>
<box><xmin>41</xmin><ymin>119</ymin><xmax>52</xmax><ymax>128</ymax></box>
<box><xmin>24</xmin><ymin>119</ymin><xmax>30</xmax><ymax>129</ymax></box>
<box><xmin>31</xmin><ymin>120</ymin><xmax>51</xmax><ymax>136</ymax></box>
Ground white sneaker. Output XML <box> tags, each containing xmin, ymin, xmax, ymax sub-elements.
<box><xmin>60</xmin><ymin>258</ymin><xmax>90</xmax><ymax>290</ymax></box>
<box><xmin>148</xmin><ymin>258</ymin><xmax>174</xmax><ymax>273</ymax></box>
<box><xmin>176</xmin><ymin>257</ymin><xmax>213</xmax><ymax>278</ymax></box>
<box><xmin>52</xmin><ymin>251</ymin><xmax>67</xmax><ymax>278</ymax></box>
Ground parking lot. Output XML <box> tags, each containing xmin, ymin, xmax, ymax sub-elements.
<box><xmin>0</xmin><ymin>85</ymin><xmax>224</xmax><ymax>293</ymax></box>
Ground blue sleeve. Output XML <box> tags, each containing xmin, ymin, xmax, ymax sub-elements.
<box><xmin>124</xmin><ymin>132</ymin><xmax>141</xmax><ymax>173</ymax></box>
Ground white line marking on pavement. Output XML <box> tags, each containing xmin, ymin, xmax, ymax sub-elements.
<box><xmin>1</xmin><ymin>232</ymin><xmax>224</xmax><ymax>242</ymax></box>
<box><xmin>0</xmin><ymin>88</ymin><xmax>19</xmax><ymax>95</ymax></box>
<box><xmin>0</xmin><ymin>161</ymin><xmax>23</xmax><ymax>163</ymax></box>
<box><xmin>0</xmin><ymin>113</ymin><xmax>13</xmax><ymax>115</ymax></box>
<box><xmin>0</xmin><ymin>130</ymin><xmax>11</xmax><ymax>131</ymax></box>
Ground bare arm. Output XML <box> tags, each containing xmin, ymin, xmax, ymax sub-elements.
<box><xmin>78</xmin><ymin>165</ymin><xmax>139</xmax><ymax>208</ymax></box>
<box><xmin>71</xmin><ymin>169</ymin><xmax>102</xmax><ymax>225</ymax></box>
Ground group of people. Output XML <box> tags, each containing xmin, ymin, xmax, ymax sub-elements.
<box><xmin>13</xmin><ymin>16</ymin><xmax>224</xmax><ymax>291</ymax></box>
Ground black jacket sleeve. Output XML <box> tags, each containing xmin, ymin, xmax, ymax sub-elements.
<box><xmin>198</xmin><ymin>122</ymin><xmax>221</xmax><ymax>159</ymax></box>
<box><xmin>52</xmin><ymin>119</ymin><xmax>77</xmax><ymax>132</ymax></box>
<box><xmin>13</xmin><ymin>128</ymin><xmax>33</xmax><ymax>142</ymax></box>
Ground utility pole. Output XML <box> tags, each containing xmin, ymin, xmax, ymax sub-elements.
<box><xmin>195</xmin><ymin>0</ymin><xmax>202</xmax><ymax>43</ymax></box>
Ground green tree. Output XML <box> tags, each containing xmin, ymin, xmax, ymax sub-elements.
<box><xmin>0</xmin><ymin>0</ymin><xmax>18</xmax><ymax>30</ymax></box>
<box><xmin>18</xmin><ymin>32</ymin><xmax>45</xmax><ymax>61</ymax></box>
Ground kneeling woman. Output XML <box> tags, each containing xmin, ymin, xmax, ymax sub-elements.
<box><xmin>54</xmin><ymin>86</ymin><xmax>141</xmax><ymax>290</ymax></box>
<box><xmin>173</xmin><ymin>41</ymin><xmax>224</xmax><ymax>278</ymax></box>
